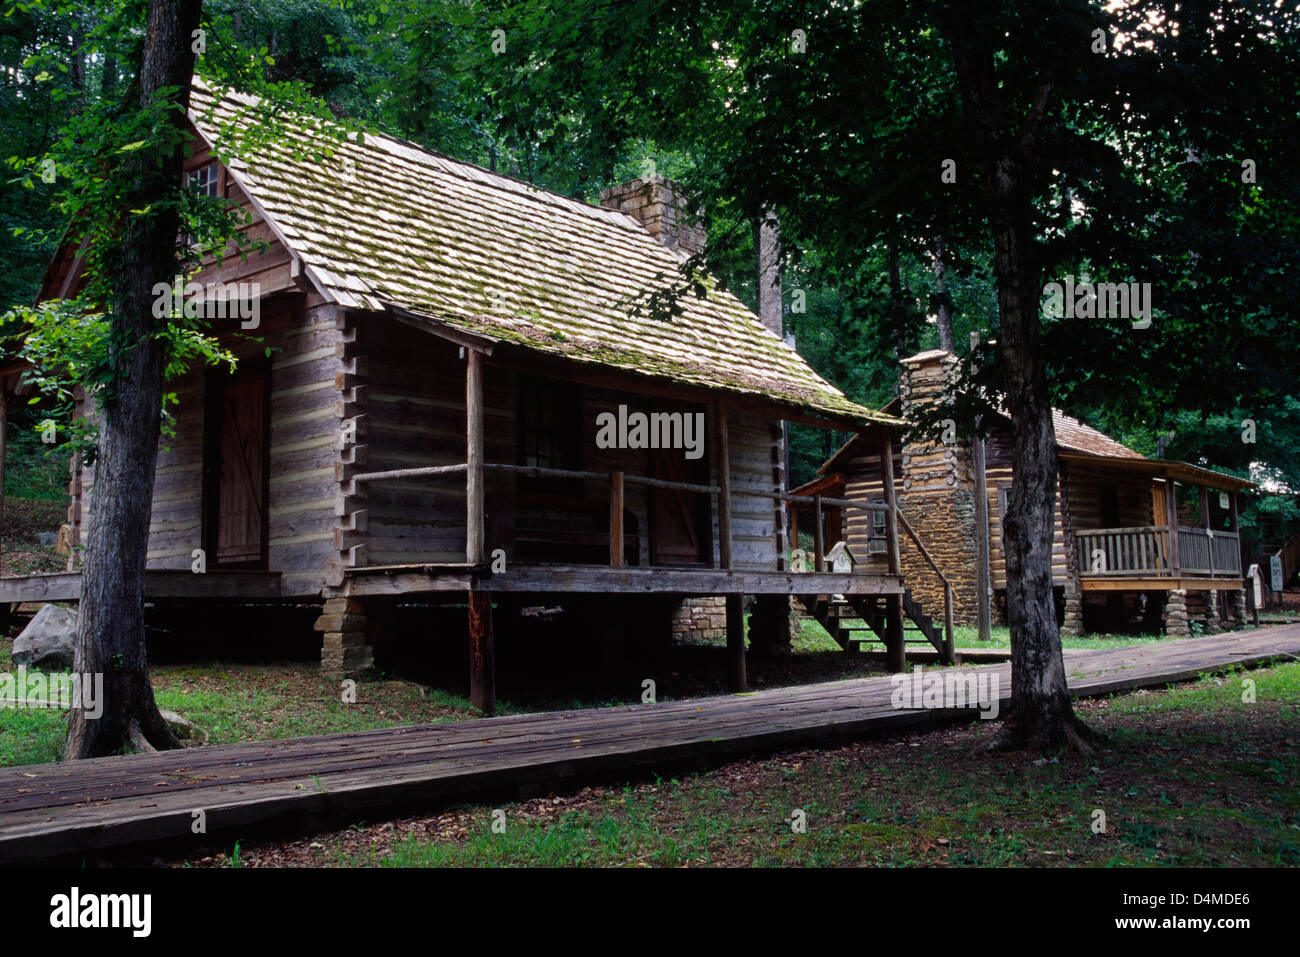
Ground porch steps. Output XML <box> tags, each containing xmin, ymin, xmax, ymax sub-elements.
<box><xmin>799</xmin><ymin>589</ymin><xmax>947</xmax><ymax>658</ymax></box>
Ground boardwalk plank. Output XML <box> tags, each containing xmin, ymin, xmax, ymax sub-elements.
<box><xmin>0</xmin><ymin>627</ymin><xmax>1296</xmax><ymax>862</ymax></box>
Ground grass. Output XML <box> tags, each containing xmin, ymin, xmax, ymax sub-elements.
<box><xmin>0</xmin><ymin>635</ymin><xmax>487</xmax><ymax>768</ymax></box>
<box><xmin>796</xmin><ymin>613</ymin><xmax>1166</xmax><ymax>653</ymax></box>
<box><xmin>202</xmin><ymin>661</ymin><xmax>1300</xmax><ymax>868</ymax></box>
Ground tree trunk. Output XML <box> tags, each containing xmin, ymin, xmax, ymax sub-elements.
<box><xmin>942</xmin><ymin>19</ymin><xmax>1098</xmax><ymax>752</ymax></box>
<box><xmin>64</xmin><ymin>0</ymin><xmax>203</xmax><ymax>759</ymax></box>
<box><xmin>932</xmin><ymin>234</ymin><xmax>955</xmax><ymax>352</ymax></box>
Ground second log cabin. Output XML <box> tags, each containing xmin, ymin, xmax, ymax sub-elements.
<box><xmin>791</xmin><ymin>349</ymin><xmax>1257</xmax><ymax>638</ymax></box>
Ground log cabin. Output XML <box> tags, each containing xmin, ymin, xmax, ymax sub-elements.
<box><xmin>791</xmin><ymin>349</ymin><xmax>1257</xmax><ymax>638</ymax></box>
<box><xmin>0</xmin><ymin>80</ymin><xmax>937</xmax><ymax>711</ymax></box>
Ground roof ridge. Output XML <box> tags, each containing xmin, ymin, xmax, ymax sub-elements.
<box><xmin>189</xmin><ymin>77</ymin><xmax>640</xmax><ymax>235</ymax></box>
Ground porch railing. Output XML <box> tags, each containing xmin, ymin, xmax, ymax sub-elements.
<box><xmin>1076</xmin><ymin>525</ymin><xmax>1241</xmax><ymax>578</ymax></box>
<box><xmin>346</xmin><ymin>459</ymin><xmax>952</xmax><ymax>650</ymax></box>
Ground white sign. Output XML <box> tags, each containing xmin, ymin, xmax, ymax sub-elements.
<box><xmin>1219</xmin><ymin>491</ymin><xmax>1230</xmax><ymax>510</ymax></box>
<box><xmin>1271</xmin><ymin>555</ymin><xmax>1285</xmax><ymax>592</ymax></box>
<box><xmin>1247</xmin><ymin>564</ymin><xmax>1263</xmax><ymax>608</ymax></box>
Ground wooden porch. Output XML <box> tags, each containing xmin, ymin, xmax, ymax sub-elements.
<box><xmin>0</xmin><ymin>569</ymin><xmax>283</xmax><ymax>605</ymax></box>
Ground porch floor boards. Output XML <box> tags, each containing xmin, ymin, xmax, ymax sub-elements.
<box><xmin>1</xmin><ymin>625</ymin><xmax>1297</xmax><ymax>863</ymax></box>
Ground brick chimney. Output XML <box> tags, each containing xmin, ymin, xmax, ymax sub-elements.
<box><xmin>599</xmin><ymin>174</ymin><xmax>705</xmax><ymax>258</ymax></box>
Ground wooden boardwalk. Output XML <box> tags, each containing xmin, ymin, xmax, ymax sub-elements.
<box><xmin>1</xmin><ymin>626</ymin><xmax>1297</xmax><ymax>863</ymax></box>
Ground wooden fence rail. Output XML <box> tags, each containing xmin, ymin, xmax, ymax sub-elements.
<box><xmin>1077</xmin><ymin>525</ymin><xmax>1241</xmax><ymax>578</ymax></box>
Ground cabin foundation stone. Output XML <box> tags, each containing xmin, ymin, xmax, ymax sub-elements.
<box><xmin>1228</xmin><ymin>587</ymin><xmax>1248</xmax><ymax>627</ymax></box>
<box><xmin>1060</xmin><ymin>584</ymin><xmax>1084</xmax><ymax>636</ymax></box>
<box><xmin>671</xmin><ymin>596</ymin><xmax>727</xmax><ymax>642</ymax></box>
<box><xmin>1163</xmin><ymin>589</ymin><xmax>1190</xmax><ymax>638</ymax></box>
<box><xmin>317</xmin><ymin>596</ymin><xmax>376</xmax><ymax>676</ymax></box>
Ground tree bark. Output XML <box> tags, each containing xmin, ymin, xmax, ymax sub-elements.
<box><xmin>932</xmin><ymin>234</ymin><xmax>955</xmax><ymax>352</ymax></box>
<box><xmin>64</xmin><ymin>0</ymin><xmax>203</xmax><ymax>759</ymax></box>
<box><xmin>942</xmin><ymin>17</ymin><xmax>1098</xmax><ymax>752</ymax></box>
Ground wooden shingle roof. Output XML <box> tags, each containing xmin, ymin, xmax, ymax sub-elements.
<box><xmin>189</xmin><ymin>82</ymin><xmax>894</xmax><ymax>426</ymax></box>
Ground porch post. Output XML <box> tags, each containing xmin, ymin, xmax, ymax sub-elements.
<box><xmin>466</xmin><ymin>349</ymin><xmax>484</xmax><ymax>566</ymax></box>
<box><xmin>879</xmin><ymin>428</ymin><xmax>901</xmax><ymax>576</ymax></box>
<box><xmin>714</xmin><ymin>397</ymin><xmax>732</xmax><ymax>570</ymax></box>
<box><xmin>884</xmin><ymin>593</ymin><xmax>905</xmax><ymax>673</ymax></box>
<box><xmin>609</xmin><ymin>471</ymin><xmax>625</xmax><ymax>567</ymax></box>
<box><xmin>726</xmin><ymin>592</ymin><xmax>746</xmax><ymax>692</ymax></box>
<box><xmin>1200</xmin><ymin>485</ymin><xmax>1215</xmax><ymax>577</ymax></box>
<box><xmin>1165</xmin><ymin>478</ymin><xmax>1180</xmax><ymax>577</ymax></box>
<box><xmin>1229</xmin><ymin>490</ymin><xmax>1242</xmax><ymax>572</ymax></box>
<box><xmin>468</xmin><ymin>589</ymin><xmax>495</xmax><ymax>714</ymax></box>
<box><xmin>715</xmin><ymin>399</ymin><xmax>745</xmax><ymax>690</ymax></box>
<box><xmin>812</xmin><ymin>494</ymin><xmax>825</xmax><ymax>572</ymax></box>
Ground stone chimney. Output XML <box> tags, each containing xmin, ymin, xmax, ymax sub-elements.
<box><xmin>897</xmin><ymin>349</ymin><xmax>980</xmax><ymax>624</ymax></box>
<box><xmin>599</xmin><ymin>174</ymin><xmax>706</xmax><ymax>258</ymax></box>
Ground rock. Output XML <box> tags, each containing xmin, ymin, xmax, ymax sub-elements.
<box><xmin>12</xmin><ymin>604</ymin><xmax>78</xmax><ymax>671</ymax></box>
<box><xmin>35</xmin><ymin>531</ymin><xmax>57</xmax><ymax>547</ymax></box>
<box><xmin>159</xmin><ymin>709</ymin><xmax>202</xmax><ymax>742</ymax></box>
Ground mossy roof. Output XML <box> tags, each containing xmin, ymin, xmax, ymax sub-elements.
<box><xmin>189</xmin><ymin>81</ymin><xmax>895</xmax><ymax>426</ymax></box>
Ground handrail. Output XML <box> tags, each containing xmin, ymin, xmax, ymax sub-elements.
<box><xmin>894</xmin><ymin>507</ymin><xmax>956</xmax><ymax>661</ymax></box>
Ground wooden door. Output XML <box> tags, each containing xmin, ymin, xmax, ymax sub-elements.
<box><xmin>214</xmin><ymin>375</ymin><xmax>267</xmax><ymax>566</ymax></box>
<box><xmin>648</xmin><ymin>411</ymin><xmax>712</xmax><ymax>566</ymax></box>
<box><xmin>1151</xmin><ymin>481</ymin><xmax>1168</xmax><ymax>528</ymax></box>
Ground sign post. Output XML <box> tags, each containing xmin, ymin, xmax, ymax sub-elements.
<box><xmin>1247</xmin><ymin>564</ymin><xmax>1263</xmax><ymax>627</ymax></box>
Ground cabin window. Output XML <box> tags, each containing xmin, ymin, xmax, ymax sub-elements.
<box><xmin>187</xmin><ymin>162</ymin><xmax>219</xmax><ymax>197</ymax></box>
<box><xmin>867</xmin><ymin>495</ymin><xmax>887</xmax><ymax>554</ymax></box>
<box><xmin>517</xmin><ymin>377</ymin><xmax>583</xmax><ymax>495</ymax></box>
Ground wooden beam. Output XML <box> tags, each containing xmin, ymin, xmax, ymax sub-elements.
<box><xmin>466</xmin><ymin>349</ymin><xmax>484</xmax><ymax>566</ymax></box>
<box><xmin>609</xmin><ymin>471</ymin><xmax>625</xmax><ymax>567</ymax></box>
<box><xmin>972</xmin><ymin>425</ymin><xmax>992</xmax><ymax>641</ymax></box>
<box><xmin>812</xmin><ymin>494</ymin><xmax>825</xmax><ymax>572</ymax></box>
<box><xmin>1080</xmin><ymin>576</ymin><xmax>1245</xmax><ymax>592</ymax></box>
<box><xmin>879</xmin><ymin>430</ymin><xmax>902</xmax><ymax>575</ymax></box>
<box><xmin>1200</xmin><ymin>485</ymin><xmax>1215</xmax><ymax>576</ymax></box>
<box><xmin>725</xmin><ymin>593</ymin><xmax>746</xmax><ymax>692</ymax></box>
<box><xmin>1165</xmin><ymin>479</ymin><xmax>1181</xmax><ymax>576</ymax></box>
<box><xmin>467</xmin><ymin>590</ymin><xmax>495</xmax><ymax>715</ymax></box>
<box><xmin>480</xmin><ymin>342</ymin><xmax>892</xmax><ymax>434</ymax></box>
<box><xmin>339</xmin><ymin>564</ymin><xmax>906</xmax><ymax>597</ymax></box>
<box><xmin>714</xmin><ymin>398</ymin><xmax>732</xmax><ymax>570</ymax></box>
<box><xmin>884</xmin><ymin>593</ymin><xmax>905</xmax><ymax>673</ymax></box>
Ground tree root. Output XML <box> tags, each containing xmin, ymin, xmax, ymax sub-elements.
<box><xmin>986</xmin><ymin>710</ymin><xmax>1108</xmax><ymax>755</ymax></box>
<box><xmin>127</xmin><ymin>722</ymin><xmax>158</xmax><ymax>753</ymax></box>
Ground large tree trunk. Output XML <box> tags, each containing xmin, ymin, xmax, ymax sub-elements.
<box><xmin>942</xmin><ymin>17</ymin><xmax>1098</xmax><ymax>752</ymax></box>
<box><xmin>65</xmin><ymin>0</ymin><xmax>203</xmax><ymax>759</ymax></box>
